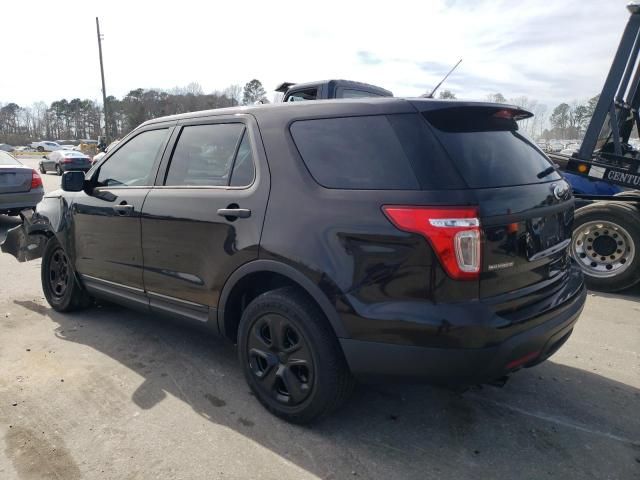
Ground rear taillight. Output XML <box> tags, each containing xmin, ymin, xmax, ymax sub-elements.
<box><xmin>383</xmin><ymin>206</ymin><xmax>482</xmax><ymax>280</ymax></box>
<box><xmin>61</xmin><ymin>158</ymin><xmax>72</xmax><ymax>164</ymax></box>
<box><xmin>30</xmin><ymin>170</ymin><xmax>43</xmax><ymax>190</ymax></box>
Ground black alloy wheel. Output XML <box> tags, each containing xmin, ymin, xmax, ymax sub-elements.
<box><xmin>41</xmin><ymin>238</ymin><xmax>92</xmax><ymax>312</ymax></box>
<box><xmin>238</xmin><ymin>287</ymin><xmax>354</xmax><ymax>424</ymax></box>
<box><xmin>247</xmin><ymin>313</ymin><xmax>314</xmax><ymax>406</ymax></box>
<box><xmin>48</xmin><ymin>247</ymin><xmax>71</xmax><ymax>298</ymax></box>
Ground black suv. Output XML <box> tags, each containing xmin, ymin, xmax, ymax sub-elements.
<box><xmin>3</xmin><ymin>98</ymin><xmax>586</xmax><ymax>423</ymax></box>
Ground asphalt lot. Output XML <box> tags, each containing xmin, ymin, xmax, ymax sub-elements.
<box><xmin>0</xmin><ymin>155</ymin><xmax>639</xmax><ymax>479</ymax></box>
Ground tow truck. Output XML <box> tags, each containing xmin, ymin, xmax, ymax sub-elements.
<box><xmin>548</xmin><ymin>2</ymin><xmax>640</xmax><ymax>292</ymax></box>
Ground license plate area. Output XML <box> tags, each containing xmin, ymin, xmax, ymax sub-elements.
<box><xmin>0</xmin><ymin>173</ymin><xmax>16</xmax><ymax>186</ymax></box>
<box><xmin>525</xmin><ymin>213</ymin><xmax>568</xmax><ymax>261</ymax></box>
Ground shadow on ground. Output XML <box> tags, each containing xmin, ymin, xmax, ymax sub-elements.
<box><xmin>11</xmin><ymin>296</ymin><xmax>640</xmax><ymax>480</ymax></box>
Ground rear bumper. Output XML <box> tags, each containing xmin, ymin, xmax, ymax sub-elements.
<box><xmin>0</xmin><ymin>190</ymin><xmax>43</xmax><ymax>213</ymax></box>
<box><xmin>340</xmin><ymin>277</ymin><xmax>586</xmax><ymax>384</ymax></box>
<box><xmin>61</xmin><ymin>165</ymin><xmax>90</xmax><ymax>172</ymax></box>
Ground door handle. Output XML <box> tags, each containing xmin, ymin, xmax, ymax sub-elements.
<box><xmin>217</xmin><ymin>207</ymin><xmax>251</xmax><ymax>219</ymax></box>
<box><xmin>114</xmin><ymin>204</ymin><xmax>134</xmax><ymax>216</ymax></box>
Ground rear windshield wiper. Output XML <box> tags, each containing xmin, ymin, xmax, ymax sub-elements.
<box><xmin>537</xmin><ymin>165</ymin><xmax>558</xmax><ymax>179</ymax></box>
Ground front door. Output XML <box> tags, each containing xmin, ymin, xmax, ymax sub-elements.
<box><xmin>140</xmin><ymin>116</ymin><xmax>269</xmax><ymax>321</ymax></box>
<box><xmin>72</xmin><ymin>127</ymin><xmax>172</xmax><ymax>291</ymax></box>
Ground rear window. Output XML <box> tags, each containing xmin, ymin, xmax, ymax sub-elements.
<box><xmin>290</xmin><ymin>114</ymin><xmax>464</xmax><ymax>190</ymax></box>
<box><xmin>0</xmin><ymin>152</ymin><xmax>19</xmax><ymax>165</ymax></box>
<box><xmin>423</xmin><ymin>107</ymin><xmax>561</xmax><ymax>188</ymax></box>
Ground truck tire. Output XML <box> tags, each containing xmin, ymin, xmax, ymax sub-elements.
<box><xmin>41</xmin><ymin>237</ymin><xmax>93</xmax><ymax>312</ymax></box>
<box><xmin>571</xmin><ymin>202</ymin><xmax>640</xmax><ymax>292</ymax></box>
<box><xmin>238</xmin><ymin>287</ymin><xmax>354</xmax><ymax>424</ymax></box>
<box><xmin>614</xmin><ymin>190</ymin><xmax>640</xmax><ymax>200</ymax></box>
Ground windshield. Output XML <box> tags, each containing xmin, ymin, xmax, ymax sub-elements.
<box><xmin>423</xmin><ymin>107</ymin><xmax>561</xmax><ymax>188</ymax></box>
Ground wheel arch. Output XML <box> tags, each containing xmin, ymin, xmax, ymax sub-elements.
<box><xmin>217</xmin><ymin>260</ymin><xmax>348</xmax><ymax>343</ymax></box>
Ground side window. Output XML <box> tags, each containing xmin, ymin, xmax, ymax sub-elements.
<box><xmin>290</xmin><ymin>114</ymin><xmax>465</xmax><ymax>190</ymax></box>
<box><xmin>229</xmin><ymin>132</ymin><xmax>255</xmax><ymax>187</ymax></box>
<box><xmin>164</xmin><ymin>123</ymin><xmax>245</xmax><ymax>187</ymax></box>
<box><xmin>97</xmin><ymin>129</ymin><xmax>168</xmax><ymax>187</ymax></box>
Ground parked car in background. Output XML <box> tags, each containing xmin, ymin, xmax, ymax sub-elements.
<box><xmin>3</xmin><ymin>98</ymin><xmax>586</xmax><ymax>423</ymax></box>
<box><xmin>560</xmin><ymin>143</ymin><xmax>581</xmax><ymax>155</ymax></box>
<box><xmin>14</xmin><ymin>146</ymin><xmax>34</xmax><ymax>152</ymax></box>
<box><xmin>0</xmin><ymin>144</ymin><xmax>15</xmax><ymax>152</ymax></box>
<box><xmin>30</xmin><ymin>141</ymin><xmax>63</xmax><ymax>152</ymax></box>
<box><xmin>549</xmin><ymin>142</ymin><xmax>564</xmax><ymax>152</ymax></box>
<box><xmin>39</xmin><ymin>150</ymin><xmax>92</xmax><ymax>175</ymax></box>
<box><xmin>536</xmin><ymin>141</ymin><xmax>548</xmax><ymax>152</ymax></box>
<box><xmin>0</xmin><ymin>151</ymin><xmax>43</xmax><ymax>216</ymax></box>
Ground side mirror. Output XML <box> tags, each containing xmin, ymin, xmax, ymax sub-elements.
<box><xmin>61</xmin><ymin>171</ymin><xmax>85</xmax><ymax>192</ymax></box>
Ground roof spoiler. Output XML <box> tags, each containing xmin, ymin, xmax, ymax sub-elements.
<box><xmin>275</xmin><ymin>82</ymin><xmax>297</xmax><ymax>93</ymax></box>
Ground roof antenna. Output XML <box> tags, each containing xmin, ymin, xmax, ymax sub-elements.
<box><xmin>423</xmin><ymin>58</ymin><xmax>462</xmax><ymax>98</ymax></box>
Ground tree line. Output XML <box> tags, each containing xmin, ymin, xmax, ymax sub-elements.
<box><xmin>2</xmin><ymin>79</ymin><xmax>601</xmax><ymax>145</ymax></box>
<box><xmin>0</xmin><ymin>79</ymin><xmax>269</xmax><ymax>145</ymax></box>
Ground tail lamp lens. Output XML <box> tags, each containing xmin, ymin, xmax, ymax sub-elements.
<box><xmin>30</xmin><ymin>170</ymin><xmax>43</xmax><ymax>189</ymax></box>
<box><xmin>383</xmin><ymin>206</ymin><xmax>482</xmax><ymax>280</ymax></box>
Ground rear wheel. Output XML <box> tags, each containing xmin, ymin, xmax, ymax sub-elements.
<box><xmin>41</xmin><ymin>237</ymin><xmax>92</xmax><ymax>312</ymax></box>
<box><xmin>238</xmin><ymin>287</ymin><xmax>354</xmax><ymax>424</ymax></box>
<box><xmin>571</xmin><ymin>202</ymin><xmax>640</xmax><ymax>292</ymax></box>
<box><xmin>36</xmin><ymin>146</ymin><xmax>44</xmax><ymax>152</ymax></box>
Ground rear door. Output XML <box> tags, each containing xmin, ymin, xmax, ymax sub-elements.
<box><xmin>140</xmin><ymin>115</ymin><xmax>269</xmax><ymax>323</ymax></box>
<box><xmin>419</xmin><ymin>105</ymin><xmax>574</xmax><ymax>299</ymax></box>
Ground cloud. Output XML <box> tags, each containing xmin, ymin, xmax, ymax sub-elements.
<box><xmin>0</xmin><ymin>0</ymin><xmax>632</xmax><ymax>113</ymax></box>
<box><xmin>356</xmin><ymin>51</ymin><xmax>382</xmax><ymax>65</ymax></box>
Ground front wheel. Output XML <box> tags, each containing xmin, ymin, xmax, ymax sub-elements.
<box><xmin>41</xmin><ymin>237</ymin><xmax>92</xmax><ymax>312</ymax></box>
<box><xmin>36</xmin><ymin>146</ymin><xmax>44</xmax><ymax>152</ymax></box>
<box><xmin>39</xmin><ymin>163</ymin><xmax>46</xmax><ymax>174</ymax></box>
<box><xmin>55</xmin><ymin>164</ymin><xmax>62</xmax><ymax>176</ymax></box>
<box><xmin>238</xmin><ymin>287</ymin><xmax>354</xmax><ymax>424</ymax></box>
<box><xmin>571</xmin><ymin>202</ymin><xmax>640</xmax><ymax>292</ymax></box>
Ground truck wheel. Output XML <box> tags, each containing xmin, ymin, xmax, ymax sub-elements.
<box><xmin>238</xmin><ymin>287</ymin><xmax>354</xmax><ymax>424</ymax></box>
<box><xmin>571</xmin><ymin>202</ymin><xmax>640</xmax><ymax>292</ymax></box>
<box><xmin>41</xmin><ymin>237</ymin><xmax>92</xmax><ymax>312</ymax></box>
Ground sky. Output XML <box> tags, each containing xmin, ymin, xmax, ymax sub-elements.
<box><xmin>0</xmin><ymin>0</ymin><xmax>633</xmax><ymax>112</ymax></box>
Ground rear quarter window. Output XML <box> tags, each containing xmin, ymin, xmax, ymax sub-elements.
<box><xmin>290</xmin><ymin>114</ymin><xmax>464</xmax><ymax>190</ymax></box>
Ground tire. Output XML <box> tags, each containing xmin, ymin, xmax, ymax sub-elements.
<box><xmin>39</xmin><ymin>163</ymin><xmax>46</xmax><ymax>174</ymax></box>
<box><xmin>571</xmin><ymin>202</ymin><xmax>640</xmax><ymax>292</ymax></box>
<box><xmin>37</xmin><ymin>146</ymin><xmax>44</xmax><ymax>152</ymax></box>
<box><xmin>238</xmin><ymin>287</ymin><xmax>354</xmax><ymax>424</ymax></box>
<box><xmin>614</xmin><ymin>190</ymin><xmax>640</xmax><ymax>200</ymax></box>
<box><xmin>41</xmin><ymin>237</ymin><xmax>92</xmax><ymax>312</ymax></box>
<box><xmin>55</xmin><ymin>164</ymin><xmax>62</xmax><ymax>176</ymax></box>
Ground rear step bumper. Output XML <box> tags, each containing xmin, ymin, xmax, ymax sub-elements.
<box><xmin>340</xmin><ymin>282</ymin><xmax>586</xmax><ymax>384</ymax></box>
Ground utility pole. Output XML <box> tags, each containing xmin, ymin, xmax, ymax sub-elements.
<box><xmin>96</xmin><ymin>17</ymin><xmax>109</xmax><ymax>143</ymax></box>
